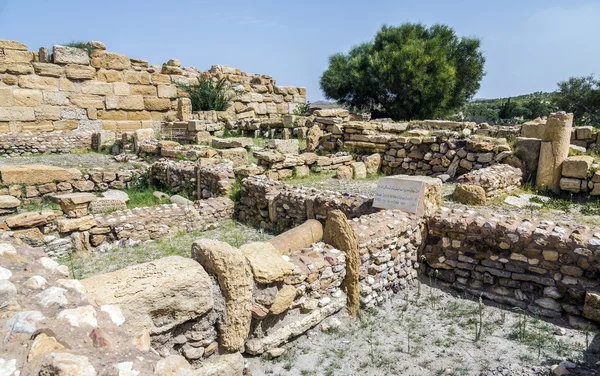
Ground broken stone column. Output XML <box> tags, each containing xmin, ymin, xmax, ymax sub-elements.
<box><xmin>323</xmin><ymin>210</ymin><xmax>360</xmax><ymax>317</ymax></box>
<box><xmin>535</xmin><ymin>112</ymin><xmax>574</xmax><ymax>193</ymax></box>
<box><xmin>267</xmin><ymin>219</ymin><xmax>323</xmax><ymax>255</ymax></box>
<box><xmin>191</xmin><ymin>239</ymin><xmax>252</xmax><ymax>352</ymax></box>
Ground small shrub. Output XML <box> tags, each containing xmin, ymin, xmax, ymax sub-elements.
<box><xmin>178</xmin><ymin>76</ymin><xmax>231</xmax><ymax>112</ymax></box>
<box><xmin>64</xmin><ymin>41</ymin><xmax>95</xmax><ymax>55</ymax></box>
<box><xmin>294</xmin><ymin>101</ymin><xmax>311</xmax><ymax>116</ymax></box>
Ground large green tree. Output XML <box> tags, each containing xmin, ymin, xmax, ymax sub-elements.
<box><xmin>552</xmin><ymin>75</ymin><xmax>600</xmax><ymax>126</ymax></box>
<box><xmin>320</xmin><ymin>23</ymin><xmax>486</xmax><ymax>120</ymax></box>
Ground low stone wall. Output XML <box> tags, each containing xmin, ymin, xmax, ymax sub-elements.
<box><xmin>457</xmin><ymin>164</ymin><xmax>523</xmax><ymax>197</ymax></box>
<box><xmin>350</xmin><ymin>210</ymin><xmax>425</xmax><ymax>307</ymax></box>
<box><xmin>236</xmin><ymin>175</ymin><xmax>378</xmax><ymax>232</ymax></box>
<box><xmin>0</xmin><ymin>164</ymin><xmax>146</xmax><ymax>204</ymax></box>
<box><xmin>559</xmin><ymin>155</ymin><xmax>600</xmax><ymax>195</ymax></box>
<box><xmin>253</xmin><ymin>150</ymin><xmax>355</xmax><ymax>180</ymax></box>
<box><xmin>149</xmin><ymin>159</ymin><xmax>198</xmax><ymax>197</ymax></box>
<box><xmin>423</xmin><ymin>207</ymin><xmax>600</xmax><ymax>323</ymax></box>
<box><xmin>0</xmin><ymin>131</ymin><xmax>92</xmax><ymax>156</ymax></box>
<box><xmin>198</xmin><ymin>163</ymin><xmax>235</xmax><ymax>199</ymax></box>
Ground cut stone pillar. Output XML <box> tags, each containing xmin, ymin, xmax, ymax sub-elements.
<box><xmin>323</xmin><ymin>210</ymin><xmax>360</xmax><ymax>317</ymax></box>
<box><xmin>535</xmin><ymin>112</ymin><xmax>574</xmax><ymax>193</ymax></box>
<box><xmin>268</xmin><ymin>219</ymin><xmax>323</xmax><ymax>255</ymax></box>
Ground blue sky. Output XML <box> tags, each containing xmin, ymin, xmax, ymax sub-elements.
<box><xmin>1</xmin><ymin>0</ymin><xmax>598</xmax><ymax>102</ymax></box>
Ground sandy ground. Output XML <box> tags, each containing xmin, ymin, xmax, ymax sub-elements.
<box><xmin>246</xmin><ymin>280</ymin><xmax>600</xmax><ymax>376</ymax></box>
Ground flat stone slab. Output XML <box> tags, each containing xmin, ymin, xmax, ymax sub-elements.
<box><xmin>51</xmin><ymin>193</ymin><xmax>97</xmax><ymax>205</ymax></box>
<box><xmin>212</xmin><ymin>137</ymin><xmax>253</xmax><ymax>149</ymax></box>
<box><xmin>0</xmin><ymin>195</ymin><xmax>21</xmax><ymax>209</ymax></box>
<box><xmin>0</xmin><ymin>165</ymin><xmax>82</xmax><ymax>185</ymax></box>
<box><xmin>102</xmin><ymin>189</ymin><xmax>129</xmax><ymax>203</ymax></box>
<box><xmin>504</xmin><ymin>193</ymin><xmax>550</xmax><ymax>208</ymax></box>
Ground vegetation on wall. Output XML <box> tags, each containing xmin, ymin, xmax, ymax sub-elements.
<box><xmin>320</xmin><ymin>23</ymin><xmax>486</xmax><ymax>121</ymax></box>
<box><xmin>179</xmin><ymin>76</ymin><xmax>232</xmax><ymax>112</ymax></box>
<box><xmin>64</xmin><ymin>41</ymin><xmax>95</xmax><ymax>55</ymax></box>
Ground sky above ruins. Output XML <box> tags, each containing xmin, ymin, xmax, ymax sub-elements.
<box><xmin>0</xmin><ymin>0</ymin><xmax>598</xmax><ymax>102</ymax></box>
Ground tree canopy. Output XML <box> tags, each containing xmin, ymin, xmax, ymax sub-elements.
<box><xmin>320</xmin><ymin>23</ymin><xmax>486</xmax><ymax>120</ymax></box>
<box><xmin>552</xmin><ymin>75</ymin><xmax>600</xmax><ymax>126</ymax></box>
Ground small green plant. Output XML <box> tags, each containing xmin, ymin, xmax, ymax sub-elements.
<box><xmin>229</xmin><ymin>176</ymin><xmax>243</xmax><ymax>203</ymax></box>
<box><xmin>64</xmin><ymin>41</ymin><xmax>95</xmax><ymax>55</ymax></box>
<box><xmin>178</xmin><ymin>76</ymin><xmax>231</xmax><ymax>111</ymax></box>
<box><xmin>294</xmin><ymin>101</ymin><xmax>311</xmax><ymax>116</ymax></box>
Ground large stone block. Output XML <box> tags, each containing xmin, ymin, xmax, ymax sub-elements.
<box><xmin>453</xmin><ymin>183</ymin><xmax>486</xmax><ymax>205</ymax></box>
<box><xmin>0</xmin><ymin>107</ymin><xmax>36</xmax><ymax>121</ymax></box>
<box><xmin>559</xmin><ymin>177</ymin><xmax>582</xmax><ymax>193</ymax></box>
<box><xmin>583</xmin><ymin>290</ymin><xmax>600</xmax><ymax>323</ymax></box>
<box><xmin>521</xmin><ymin>118</ymin><xmax>546</xmax><ymax>138</ymax></box>
<box><xmin>65</xmin><ymin>64</ymin><xmax>96</xmax><ymax>80</ymax></box>
<box><xmin>123</xmin><ymin>70</ymin><xmax>150</xmax><ymax>84</ymax></box>
<box><xmin>562</xmin><ymin>156</ymin><xmax>593</xmax><ymax>179</ymax></box>
<box><xmin>90</xmin><ymin>51</ymin><xmax>131</xmax><ymax>70</ymax></box>
<box><xmin>1</xmin><ymin>49</ymin><xmax>34</xmax><ymax>63</ymax></box>
<box><xmin>32</xmin><ymin>62</ymin><xmax>64</xmax><ymax>77</ymax></box>
<box><xmin>57</xmin><ymin>215</ymin><xmax>96</xmax><ymax>232</ymax></box>
<box><xmin>0</xmin><ymin>164</ymin><xmax>82</xmax><ymax>185</ymax></box>
<box><xmin>80</xmin><ymin>81</ymin><xmax>114</xmax><ymax>95</ymax></box>
<box><xmin>191</xmin><ymin>239</ymin><xmax>252</xmax><ymax>352</ymax></box>
<box><xmin>144</xmin><ymin>98</ymin><xmax>171</xmax><ymax>111</ymax></box>
<box><xmin>18</xmin><ymin>75</ymin><xmax>59</xmax><ymax>91</ymax></box>
<box><xmin>105</xmin><ymin>95</ymin><xmax>145</xmax><ymax>111</ymax></box>
<box><xmin>81</xmin><ymin>256</ymin><xmax>214</xmax><ymax>334</ymax></box>
<box><xmin>53</xmin><ymin>45</ymin><xmax>90</xmax><ymax>65</ymax></box>
<box><xmin>218</xmin><ymin>147</ymin><xmax>248</xmax><ymax>166</ymax></box>
<box><xmin>240</xmin><ymin>242</ymin><xmax>296</xmax><ymax>284</ymax></box>
<box><xmin>157</xmin><ymin>84</ymin><xmax>178</xmax><ymax>98</ymax></box>
<box><xmin>70</xmin><ymin>94</ymin><xmax>105</xmax><ymax>109</ymax></box>
<box><xmin>13</xmin><ymin>89</ymin><xmax>42</xmax><ymax>107</ymax></box>
<box><xmin>0</xmin><ymin>40</ymin><xmax>28</xmax><ymax>50</ymax></box>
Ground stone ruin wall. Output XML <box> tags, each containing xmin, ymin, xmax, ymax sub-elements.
<box><xmin>0</xmin><ymin>130</ymin><xmax>92</xmax><ymax>156</ymax></box>
<box><xmin>236</xmin><ymin>175</ymin><xmax>379</xmax><ymax>232</ymax></box>
<box><xmin>0</xmin><ymin>39</ymin><xmax>306</xmax><ymax>135</ymax></box>
<box><xmin>422</xmin><ymin>207</ymin><xmax>600</xmax><ymax>324</ymax></box>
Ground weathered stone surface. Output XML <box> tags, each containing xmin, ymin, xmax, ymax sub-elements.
<box><xmin>0</xmin><ymin>195</ymin><xmax>20</xmax><ymax>210</ymax></box>
<box><xmin>583</xmin><ymin>290</ymin><xmax>600</xmax><ymax>323</ymax></box>
<box><xmin>514</xmin><ymin>137</ymin><xmax>541</xmax><ymax>178</ymax></box>
<box><xmin>191</xmin><ymin>239</ymin><xmax>252</xmax><ymax>352</ymax></box>
<box><xmin>195</xmin><ymin>352</ymin><xmax>244</xmax><ymax>376</ymax></box>
<box><xmin>536</xmin><ymin>112</ymin><xmax>574</xmax><ymax>193</ymax></box>
<box><xmin>562</xmin><ymin>156</ymin><xmax>593</xmax><ymax>179</ymax></box>
<box><xmin>351</xmin><ymin>162</ymin><xmax>367</xmax><ymax>179</ymax></box>
<box><xmin>218</xmin><ymin>148</ymin><xmax>248</xmax><ymax>166</ymax></box>
<box><xmin>240</xmin><ymin>242</ymin><xmax>295</xmax><ymax>284</ymax></box>
<box><xmin>335</xmin><ymin>165</ymin><xmax>353</xmax><ymax>180</ymax></box>
<box><xmin>51</xmin><ymin>193</ymin><xmax>96</xmax><ymax>218</ymax></box>
<box><xmin>154</xmin><ymin>355</ymin><xmax>193</xmax><ymax>376</ymax></box>
<box><xmin>362</xmin><ymin>153</ymin><xmax>381</xmax><ymax>175</ymax></box>
<box><xmin>28</xmin><ymin>333</ymin><xmax>65</xmax><ymax>361</ymax></box>
<box><xmin>0</xmin><ymin>165</ymin><xmax>82</xmax><ymax>185</ymax></box>
<box><xmin>324</xmin><ymin>210</ymin><xmax>360</xmax><ymax>317</ymax></box>
<box><xmin>559</xmin><ymin>177</ymin><xmax>582</xmax><ymax>193</ymax></box>
<box><xmin>53</xmin><ymin>45</ymin><xmax>90</xmax><ymax>65</ymax></box>
<box><xmin>266</xmin><ymin>139</ymin><xmax>299</xmax><ymax>154</ymax></box>
<box><xmin>5</xmin><ymin>212</ymin><xmax>47</xmax><ymax>229</ymax></box>
<box><xmin>306</xmin><ymin>124</ymin><xmax>323</xmax><ymax>151</ymax></box>
<box><xmin>57</xmin><ymin>216</ymin><xmax>96</xmax><ymax>233</ymax></box>
<box><xmin>270</xmin><ymin>285</ymin><xmax>297</xmax><ymax>315</ymax></box>
<box><xmin>453</xmin><ymin>184</ymin><xmax>486</xmax><ymax>205</ymax></box>
<box><xmin>81</xmin><ymin>256</ymin><xmax>213</xmax><ymax>334</ymax></box>
<box><xmin>212</xmin><ymin>138</ymin><xmax>253</xmax><ymax>149</ymax></box>
<box><xmin>65</xmin><ymin>64</ymin><xmax>96</xmax><ymax>80</ymax></box>
<box><xmin>38</xmin><ymin>352</ymin><xmax>96</xmax><ymax>376</ymax></box>
<box><xmin>268</xmin><ymin>219</ymin><xmax>323</xmax><ymax>255</ymax></box>
<box><xmin>245</xmin><ymin>298</ymin><xmax>345</xmax><ymax>354</ymax></box>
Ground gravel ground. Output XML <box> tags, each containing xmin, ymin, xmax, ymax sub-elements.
<box><xmin>63</xmin><ymin>219</ymin><xmax>273</xmax><ymax>279</ymax></box>
<box><xmin>247</xmin><ymin>280</ymin><xmax>600</xmax><ymax>376</ymax></box>
<box><xmin>0</xmin><ymin>152</ymin><xmax>147</xmax><ymax>171</ymax></box>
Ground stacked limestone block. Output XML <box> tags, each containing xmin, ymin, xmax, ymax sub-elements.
<box><xmin>253</xmin><ymin>150</ymin><xmax>355</xmax><ymax>180</ymax></box>
<box><xmin>350</xmin><ymin>210</ymin><xmax>424</xmax><ymax>307</ymax></box>
<box><xmin>198</xmin><ymin>163</ymin><xmax>235</xmax><ymax>199</ymax></box>
<box><xmin>560</xmin><ymin>155</ymin><xmax>600</xmax><ymax>195</ymax></box>
<box><xmin>0</xmin><ymin>39</ymin><xmax>306</xmax><ymax>135</ymax></box>
<box><xmin>0</xmin><ymin>131</ymin><xmax>92</xmax><ymax>156</ymax></box>
<box><xmin>423</xmin><ymin>207</ymin><xmax>600</xmax><ymax>324</ymax></box>
<box><xmin>208</xmin><ymin>65</ymin><xmax>306</xmax><ymax>121</ymax></box>
<box><xmin>237</xmin><ymin>175</ymin><xmax>378</xmax><ymax>232</ymax></box>
<box><xmin>243</xmin><ymin>240</ymin><xmax>347</xmax><ymax>354</ymax></box>
<box><xmin>457</xmin><ymin>164</ymin><xmax>523</xmax><ymax>197</ymax></box>
<box><xmin>149</xmin><ymin>160</ymin><xmax>199</xmax><ymax>197</ymax></box>
<box><xmin>0</xmin><ymin>164</ymin><xmax>144</xmax><ymax>204</ymax></box>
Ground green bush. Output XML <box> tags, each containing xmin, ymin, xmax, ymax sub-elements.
<box><xmin>179</xmin><ymin>76</ymin><xmax>232</xmax><ymax>112</ymax></box>
<box><xmin>64</xmin><ymin>41</ymin><xmax>95</xmax><ymax>55</ymax></box>
<box><xmin>294</xmin><ymin>101</ymin><xmax>311</xmax><ymax>116</ymax></box>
